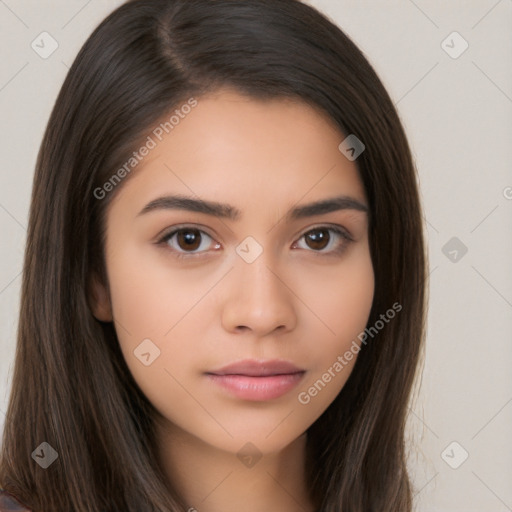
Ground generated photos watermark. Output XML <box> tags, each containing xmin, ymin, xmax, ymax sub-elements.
<box><xmin>93</xmin><ymin>97</ymin><xmax>198</xmax><ymax>200</ymax></box>
<box><xmin>298</xmin><ymin>301</ymin><xmax>402</xmax><ymax>405</ymax></box>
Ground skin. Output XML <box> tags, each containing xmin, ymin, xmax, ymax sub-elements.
<box><xmin>91</xmin><ymin>88</ymin><xmax>374</xmax><ymax>512</ymax></box>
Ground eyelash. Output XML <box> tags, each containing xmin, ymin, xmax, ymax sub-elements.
<box><xmin>156</xmin><ymin>224</ymin><xmax>354</xmax><ymax>260</ymax></box>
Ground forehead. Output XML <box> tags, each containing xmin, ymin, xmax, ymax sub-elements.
<box><xmin>108</xmin><ymin>88</ymin><xmax>367</xmax><ymax>214</ymax></box>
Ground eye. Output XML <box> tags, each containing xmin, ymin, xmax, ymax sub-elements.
<box><xmin>157</xmin><ymin>226</ymin><xmax>220</xmax><ymax>258</ymax></box>
<box><xmin>293</xmin><ymin>226</ymin><xmax>353</xmax><ymax>255</ymax></box>
<box><xmin>156</xmin><ymin>224</ymin><xmax>353</xmax><ymax>259</ymax></box>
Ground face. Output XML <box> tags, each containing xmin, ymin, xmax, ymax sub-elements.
<box><xmin>91</xmin><ymin>88</ymin><xmax>374</xmax><ymax>457</ymax></box>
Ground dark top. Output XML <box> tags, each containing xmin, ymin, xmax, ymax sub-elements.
<box><xmin>0</xmin><ymin>490</ymin><xmax>31</xmax><ymax>511</ymax></box>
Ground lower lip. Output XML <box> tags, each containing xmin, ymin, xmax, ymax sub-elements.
<box><xmin>206</xmin><ymin>372</ymin><xmax>305</xmax><ymax>401</ymax></box>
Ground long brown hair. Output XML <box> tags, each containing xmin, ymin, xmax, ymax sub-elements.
<box><xmin>0</xmin><ymin>0</ymin><xmax>427</xmax><ymax>510</ymax></box>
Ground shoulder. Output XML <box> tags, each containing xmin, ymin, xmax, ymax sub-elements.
<box><xmin>0</xmin><ymin>489</ymin><xmax>31</xmax><ymax>511</ymax></box>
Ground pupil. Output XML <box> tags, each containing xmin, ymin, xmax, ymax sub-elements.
<box><xmin>178</xmin><ymin>229</ymin><xmax>201</xmax><ymax>250</ymax></box>
<box><xmin>307</xmin><ymin>229</ymin><xmax>329</xmax><ymax>250</ymax></box>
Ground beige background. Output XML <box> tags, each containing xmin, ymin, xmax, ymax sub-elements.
<box><xmin>0</xmin><ymin>1</ymin><xmax>511</xmax><ymax>510</ymax></box>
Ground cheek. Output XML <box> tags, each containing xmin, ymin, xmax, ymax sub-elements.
<box><xmin>105</xmin><ymin>240</ymin><xmax>205</xmax><ymax>338</ymax></box>
<box><xmin>293</xmin><ymin>245</ymin><xmax>374</xmax><ymax>405</ymax></box>
<box><xmin>104</xmin><ymin>242</ymin><xmax>211</xmax><ymax>387</ymax></box>
<box><xmin>105</xmin><ymin>250</ymin><xmax>199</xmax><ymax>418</ymax></box>
<box><xmin>296</xmin><ymin>243</ymin><xmax>374</xmax><ymax>350</ymax></box>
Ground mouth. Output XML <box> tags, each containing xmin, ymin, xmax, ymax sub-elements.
<box><xmin>205</xmin><ymin>359</ymin><xmax>306</xmax><ymax>401</ymax></box>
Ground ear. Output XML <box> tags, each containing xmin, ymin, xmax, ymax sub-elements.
<box><xmin>88</xmin><ymin>272</ymin><xmax>113</xmax><ymax>322</ymax></box>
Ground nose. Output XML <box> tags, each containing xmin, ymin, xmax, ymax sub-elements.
<box><xmin>221</xmin><ymin>252</ymin><xmax>297</xmax><ymax>337</ymax></box>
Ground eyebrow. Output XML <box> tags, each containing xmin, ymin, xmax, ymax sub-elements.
<box><xmin>137</xmin><ymin>194</ymin><xmax>368</xmax><ymax>221</ymax></box>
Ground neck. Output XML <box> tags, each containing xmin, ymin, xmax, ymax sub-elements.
<box><xmin>155</xmin><ymin>420</ymin><xmax>316</xmax><ymax>512</ymax></box>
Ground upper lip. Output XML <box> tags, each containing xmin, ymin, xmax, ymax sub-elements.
<box><xmin>207</xmin><ymin>359</ymin><xmax>304</xmax><ymax>377</ymax></box>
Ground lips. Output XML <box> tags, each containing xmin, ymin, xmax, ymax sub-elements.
<box><xmin>205</xmin><ymin>359</ymin><xmax>306</xmax><ymax>401</ymax></box>
<box><xmin>206</xmin><ymin>359</ymin><xmax>304</xmax><ymax>377</ymax></box>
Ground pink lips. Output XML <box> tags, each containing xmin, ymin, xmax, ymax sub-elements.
<box><xmin>205</xmin><ymin>359</ymin><xmax>306</xmax><ymax>401</ymax></box>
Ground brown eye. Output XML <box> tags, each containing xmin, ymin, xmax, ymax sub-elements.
<box><xmin>294</xmin><ymin>226</ymin><xmax>352</xmax><ymax>256</ymax></box>
<box><xmin>304</xmin><ymin>228</ymin><xmax>331</xmax><ymax>251</ymax></box>
<box><xmin>176</xmin><ymin>228</ymin><xmax>202</xmax><ymax>251</ymax></box>
<box><xmin>160</xmin><ymin>227</ymin><xmax>219</xmax><ymax>257</ymax></box>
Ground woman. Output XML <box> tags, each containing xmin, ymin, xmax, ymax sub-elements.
<box><xmin>0</xmin><ymin>0</ymin><xmax>427</xmax><ymax>510</ymax></box>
